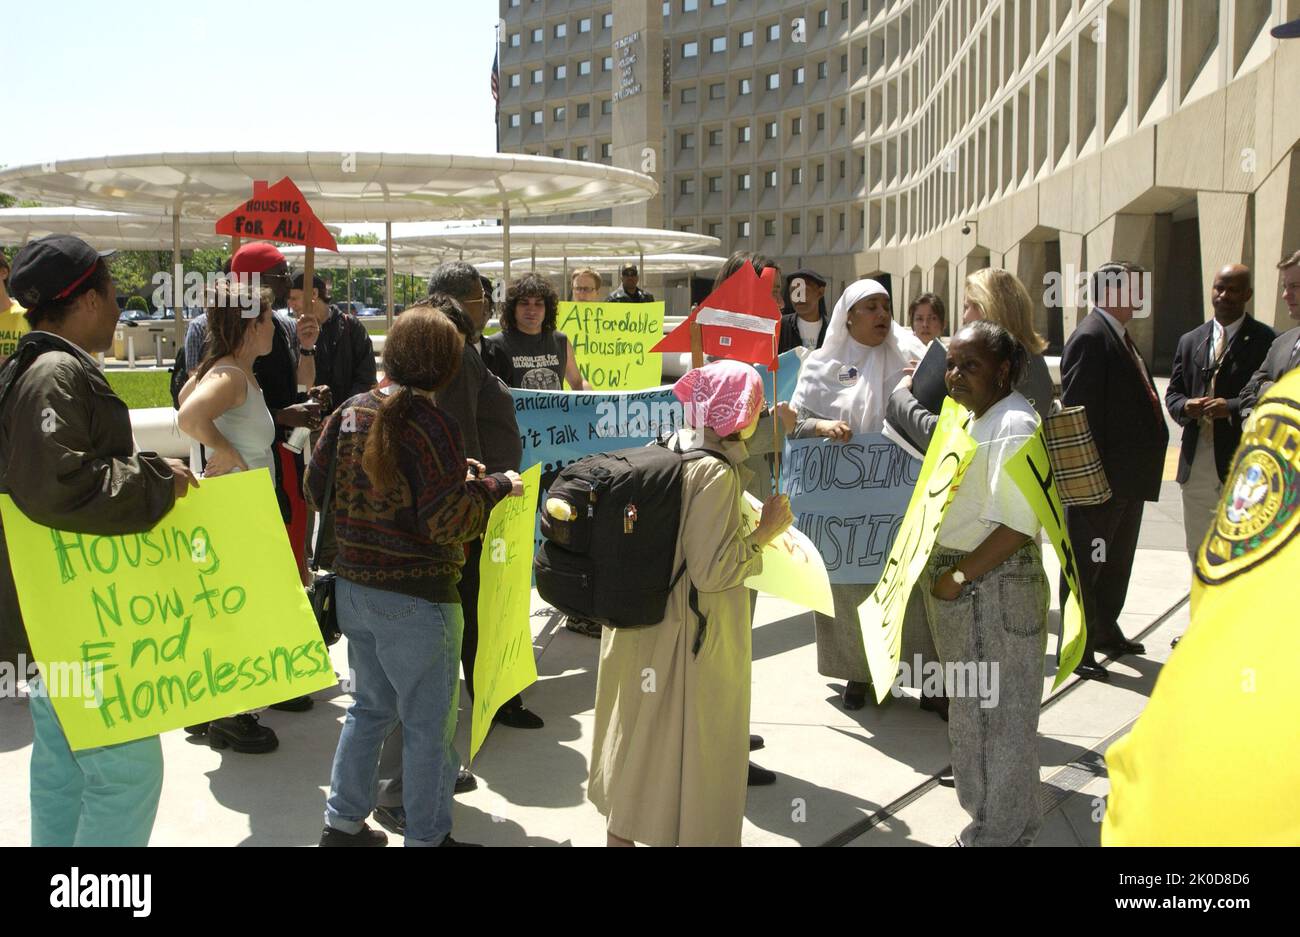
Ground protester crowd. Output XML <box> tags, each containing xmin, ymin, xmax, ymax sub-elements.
<box><xmin>1</xmin><ymin>231</ymin><xmax>1297</xmax><ymax>849</ymax></box>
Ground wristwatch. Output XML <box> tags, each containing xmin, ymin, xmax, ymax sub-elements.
<box><xmin>299</xmin><ymin>347</ymin><xmax>316</xmax><ymax>357</ymax></box>
<box><xmin>948</xmin><ymin>567</ymin><xmax>968</xmax><ymax>585</ymax></box>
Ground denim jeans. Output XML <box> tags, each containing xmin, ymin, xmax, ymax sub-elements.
<box><xmin>922</xmin><ymin>542</ymin><xmax>1049</xmax><ymax>846</ymax></box>
<box><xmin>28</xmin><ymin>676</ymin><xmax>163</xmax><ymax>846</ymax></box>
<box><xmin>325</xmin><ymin>578</ymin><xmax>464</xmax><ymax>847</ymax></box>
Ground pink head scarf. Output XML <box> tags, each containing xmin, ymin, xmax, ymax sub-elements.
<box><xmin>672</xmin><ymin>360</ymin><xmax>765</xmax><ymax>438</ymax></box>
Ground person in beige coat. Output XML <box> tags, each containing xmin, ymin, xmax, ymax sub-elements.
<box><xmin>588</xmin><ymin>361</ymin><xmax>793</xmax><ymax>847</ymax></box>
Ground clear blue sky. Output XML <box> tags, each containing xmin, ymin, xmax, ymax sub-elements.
<box><xmin>2</xmin><ymin>0</ymin><xmax>500</xmax><ymax>169</ymax></box>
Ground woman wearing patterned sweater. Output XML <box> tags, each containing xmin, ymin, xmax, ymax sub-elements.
<box><xmin>306</xmin><ymin>305</ymin><xmax>523</xmax><ymax>847</ymax></box>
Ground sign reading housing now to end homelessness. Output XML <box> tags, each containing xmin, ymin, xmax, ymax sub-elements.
<box><xmin>0</xmin><ymin>472</ymin><xmax>337</xmax><ymax>750</ymax></box>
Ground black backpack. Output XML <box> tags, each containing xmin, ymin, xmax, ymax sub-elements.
<box><xmin>534</xmin><ymin>438</ymin><xmax>725</xmax><ymax>629</ymax></box>
<box><xmin>169</xmin><ymin>344</ymin><xmax>187</xmax><ymax>409</ymax></box>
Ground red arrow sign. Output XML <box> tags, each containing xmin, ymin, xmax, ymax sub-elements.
<box><xmin>215</xmin><ymin>178</ymin><xmax>338</xmax><ymax>251</ymax></box>
<box><xmin>651</xmin><ymin>261</ymin><xmax>781</xmax><ymax>369</ymax></box>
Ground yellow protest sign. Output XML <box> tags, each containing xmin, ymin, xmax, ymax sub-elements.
<box><xmin>1004</xmin><ymin>427</ymin><xmax>1086</xmax><ymax>687</ymax></box>
<box><xmin>0</xmin><ymin>305</ymin><xmax>28</xmax><ymax>358</ymax></box>
<box><xmin>1103</xmin><ymin>371</ymin><xmax>1300</xmax><ymax>845</ymax></box>
<box><xmin>0</xmin><ymin>471</ymin><xmax>336</xmax><ymax>750</ymax></box>
<box><xmin>470</xmin><ymin>462</ymin><xmax>542</xmax><ymax>762</ymax></box>
<box><xmin>557</xmin><ymin>301</ymin><xmax>664</xmax><ymax>390</ymax></box>
<box><xmin>858</xmin><ymin>399</ymin><xmax>977</xmax><ymax>702</ymax></box>
<box><xmin>741</xmin><ymin>492</ymin><xmax>834</xmax><ymax>616</ymax></box>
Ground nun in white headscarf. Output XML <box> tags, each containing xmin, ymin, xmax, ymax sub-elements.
<box><xmin>781</xmin><ymin>278</ymin><xmax>926</xmax><ymax>709</ymax></box>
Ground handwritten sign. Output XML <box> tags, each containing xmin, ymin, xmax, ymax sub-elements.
<box><xmin>781</xmin><ymin>433</ymin><xmax>920</xmax><ymax>583</ymax></box>
<box><xmin>214</xmin><ymin>177</ymin><xmax>338</xmax><ymax>251</ymax></box>
<box><xmin>470</xmin><ymin>463</ymin><xmax>542</xmax><ymax>761</ymax></box>
<box><xmin>0</xmin><ymin>306</ymin><xmax>29</xmax><ymax>359</ymax></box>
<box><xmin>558</xmin><ymin>301</ymin><xmax>664</xmax><ymax>390</ymax></box>
<box><xmin>857</xmin><ymin>399</ymin><xmax>977</xmax><ymax>702</ymax></box>
<box><xmin>0</xmin><ymin>472</ymin><xmax>337</xmax><ymax>749</ymax></box>
<box><xmin>741</xmin><ymin>493</ymin><xmax>834</xmax><ymax>615</ymax></box>
<box><xmin>1004</xmin><ymin>427</ymin><xmax>1086</xmax><ymax>686</ymax></box>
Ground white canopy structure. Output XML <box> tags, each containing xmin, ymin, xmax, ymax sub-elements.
<box><xmin>0</xmin><ymin>152</ymin><xmax>658</xmax><ymax>339</ymax></box>
<box><xmin>0</xmin><ymin>207</ymin><xmax>225</xmax><ymax>249</ymax></box>
<box><xmin>474</xmin><ymin>253</ymin><xmax>725</xmax><ymax>280</ymax></box>
<box><xmin>278</xmin><ymin>244</ymin><xmax>447</xmax><ymax>306</ymax></box>
<box><xmin>391</xmin><ymin>224</ymin><xmax>719</xmax><ymax>261</ymax></box>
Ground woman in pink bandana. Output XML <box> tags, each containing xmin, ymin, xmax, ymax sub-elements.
<box><xmin>587</xmin><ymin>361</ymin><xmax>793</xmax><ymax>846</ymax></box>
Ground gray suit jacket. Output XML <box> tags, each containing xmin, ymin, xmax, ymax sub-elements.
<box><xmin>1240</xmin><ymin>325</ymin><xmax>1300</xmax><ymax>419</ymax></box>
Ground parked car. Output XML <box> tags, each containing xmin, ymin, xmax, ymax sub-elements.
<box><xmin>332</xmin><ymin>301</ymin><xmax>369</xmax><ymax>317</ymax></box>
<box><xmin>119</xmin><ymin>309</ymin><xmax>152</xmax><ymax>324</ymax></box>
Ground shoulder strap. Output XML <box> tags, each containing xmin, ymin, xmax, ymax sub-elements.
<box><xmin>311</xmin><ymin>432</ymin><xmax>338</xmax><ymax>572</ymax></box>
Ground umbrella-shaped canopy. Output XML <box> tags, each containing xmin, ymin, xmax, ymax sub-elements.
<box><xmin>474</xmin><ymin>253</ymin><xmax>725</xmax><ymax>279</ymax></box>
<box><xmin>391</xmin><ymin>224</ymin><xmax>719</xmax><ymax>260</ymax></box>
<box><xmin>0</xmin><ymin>207</ymin><xmax>227</xmax><ymax>249</ymax></box>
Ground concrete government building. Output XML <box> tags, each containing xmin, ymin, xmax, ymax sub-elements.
<box><xmin>497</xmin><ymin>0</ymin><xmax>1300</xmax><ymax>368</ymax></box>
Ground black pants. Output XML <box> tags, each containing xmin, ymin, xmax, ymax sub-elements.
<box><xmin>459</xmin><ymin>536</ymin><xmax>523</xmax><ymax>708</ymax></box>
<box><xmin>1062</xmin><ymin>496</ymin><xmax>1145</xmax><ymax>666</ymax></box>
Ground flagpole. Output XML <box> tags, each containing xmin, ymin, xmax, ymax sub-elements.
<box><xmin>770</xmin><ymin>333</ymin><xmax>781</xmax><ymax>493</ymax></box>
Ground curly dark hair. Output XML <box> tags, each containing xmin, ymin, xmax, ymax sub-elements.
<box><xmin>502</xmin><ymin>273</ymin><xmax>558</xmax><ymax>333</ymax></box>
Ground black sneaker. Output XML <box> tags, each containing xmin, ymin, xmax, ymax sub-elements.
<box><xmin>439</xmin><ymin>835</ymin><xmax>484</xmax><ymax>847</ymax></box>
<box><xmin>372</xmin><ymin>805</ymin><xmax>406</xmax><ymax>836</ymax></box>
<box><xmin>564</xmin><ymin>617</ymin><xmax>603</xmax><ymax>638</ymax></box>
<box><xmin>454</xmin><ymin>768</ymin><xmax>478</xmax><ymax>794</ymax></box>
<box><xmin>319</xmin><ymin>824</ymin><xmax>387</xmax><ymax>847</ymax></box>
<box><xmin>207</xmin><ymin>714</ymin><xmax>279</xmax><ymax>754</ymax></box>
<box><xmin>747</xmin><ymin>762</ymin><xmax>776</xmax><ymax>786</ymax></box>
<box><xmin>493</xmin><ymin>700</ymin><xmax>545</xmax><ymax>729</ymax></box>
<box><xmin>184</xmin><ymin>723</ymin><xmax>209</xmax><ymax>735</ymax></box>
<box><xmin>270</xmin><ymin>694</ymin><xmax>313</xmax><ymax>712</ymax></box>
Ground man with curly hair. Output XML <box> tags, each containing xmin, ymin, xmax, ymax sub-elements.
<box><xmin>483</xmin><ymin>273</ymin><xmax>586</xmax><ymax>391</ymax></box>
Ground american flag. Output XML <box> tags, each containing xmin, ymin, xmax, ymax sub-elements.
<box><xmin>490</xmin><ymin>49</ymin><xmax>499</xmax><ymax>105</ymax></box>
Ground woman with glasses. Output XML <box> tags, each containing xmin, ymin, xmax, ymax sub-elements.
<box><xmin>570</xmin><ymin>268</ymin><xmax>602</xmax><ymax>303</ymax></box>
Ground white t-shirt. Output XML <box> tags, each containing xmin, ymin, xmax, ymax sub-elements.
<box><xmin>796</xmin><ymin>316</ymin><xmax>821</xmax><ymax>349</ymax></box>
<box><xmin>937</xmin><ymin>391</ymin><xmax>1041</xmax><ymax>552</ymax></box>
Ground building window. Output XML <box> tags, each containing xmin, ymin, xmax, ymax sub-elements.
<box><xmin>767</xmin><ymin>23</ymin><xmax>780</xmax><ymax>41</ymax></box>
<box><xmin>839</xmin><ymin>212</ymin><xmax>846</xmax><ymax>231</ymax></box>
<box><xmin>578</xmin><ymin>17</ymin><xmax>591</xmax><ymax>33</ymax></box>
<box><xmin>577</xmin><ymin>103</ymin><xmax>590</xmax><ymax>118</ymax></box>
<box><xmin>579</xmin><ymin>59</ymin><xmax>591</xmax><ymax>76</ymax></box>
<box><xmin>839</xmin><ymin>159</ymin><xmax>846</xmax><ymax>177</ymax></box>
<box><xmin>530</xmin><ymin>28</ymin><xmax>542</xmax><ymax>43</ymax></box>
<box><xmin>509</xmin><ymin>33</ymin><xmax>521</xmax><ymax>48</ymax></box>
<box><xmin>663</xmin><ymin>0</ymin><xmax>670</xmax><ymax>14</ymax></box>
<box><xmin>679</xmin><ymin>177</ymin><xmax>696</xmax><ymax>195</ymax></box>
<box><xmin>531</xmin><ymin>110</ymin><xmax>543</xmax><ymax>125</ymax></box>
<box><xmin>839</xmin><ymin>106</ymin><xmax>846</xmax><ymax>126</ymax></box>
<box><xmin>552</xmin><ymin>147</ymin><xmax>563</xmax><ymax>158</ymax></box>
<box><xmin>738</xmin><ymin>77</ymin><xmax>751</xmax><ymax>95</ymax></box>
<box><xmin>737</xmin><ymin>125</ymin><xmax>751</xmax><ymax>143</ymax></box>
<box><xmin>791</xmin><ymin>117</ymin><xmax>802</xmax><ymax>135</ymax></box>
<box><xmin>683</xmin><ymin>0</ymin><xmax>698</xmax><ymax>10</ymax></box>
<box><xmin>791</xmin><ymin>216</ymin><xmax>802</xmax><ymax>235</ymax></box>
<box><xmin>818</xmin><ymin>9</ymin><xmax>829</xmax><ymax>27</ymax></box>
<box><xmin>740</xmin><ymin>29</ymin><xmax>754</xmax><ymax>47</ymax></box>
<box><xmin>681</xmin><ymin>87</ymin><xmax>697</xmax><ymax>104</ymax></box>
<box><xmin>711</xmin><ymin>35</ymin><xmax>726</xmax><ymax>53</ymax></box>
<box><xmin>708</xmin><ymin>222</ymin><xmax>721</xmax><ymax>238</ymax></box>
<box><xmin>708</xmin><ymin>175</ymin><xmax>722</xmax><ymax>192</ymax></box>
<box><xmin>708</xmin><ymin>129</ymin><xmax>723</xmax><ymax>146</ymax></box>
<box><xmin>766</xmin><ymin>72</ymin><xmax>780</xmax><ymax>91</ymax></box>
<box><xmin>682</xmin><ymin>41</ymin><xmax>698</xmax><ymax>58</ymax></box>
<box><xmin>508</xmin><ymin>113</ymin><xmax>521</xmax><ymax>128</ymax></box>
<box><xmin>840</xmin><ymin>53</ymin><xmax>848</xmax><ymax>73</ymax></box>
<box><xmin>712</xmin><ymin>0</ymin><xmax>726</xmax><ymax>6</ymax></box>
<box><xmin>709</xmin><ymin>82</ymin><xmax>725</xmax><ymax>100</ymax></box>
<box><xmin>737</xmin><ymin>172</ymin><xmax>751</xmax><ymax>190</ymax></box>
<box><xmin>793</xmin><ymin>66</ymin><xmax>805</xmax><ymax>85</ymax></box>
<box><xmin>576</xmin><ymin>144</ymin><xmax>589</xmax><ymax>160</ymax></box>
<box><xmin>764</xmin><ymin>121</ymin><xmax>778</xmax><ymax>139</ymax></box>
<box><xmin>791</xmin><ymin>167</ymin><xmax>803</xmax><ymax>185</ymax></box>
<box><xmin>602</xmin><ymin>12</ymin><xmax>613</xmax><ymax>28</ymax></box>
<box><xmin>553</xmin><ymin>23</ymin><xmax>567</xmax><ymax>38</ymax></box>
<box><xmin>680</xmin><ymin>131</ymin><xmax>696</xmax><ymax>149</ymax></box>
<box><xmin>816</xmin><ymin>112</ymin><xmax>826</xmax><ymax>131</ymax></box>
<box><xmin>553</xmin><ymin>105</ymin><xmax>566</xmax><ymax>122</ymax></box>
<box><xmin>817</xmin><ymin>61</ymin><xmax>828</xmax><ymax>79</ymax></box>
<box><xmin>764</xmin><ymin>219</ymin><xmax>776</xmax><ymax>237</ymax></box>
<box><xmin>601</xmin><ymin>142</ymin><xmax>612</xmax><ymax>158</ymax></box>
<box><xmin>737</xmin><ymin>220</ymin><xmax>751</xmax><ymax>238</ymax></box>
<box><xmin>554</xmin><ymin>64</ymin><xmax>566</xmax><ymax>80</ymax></box>
<box><xmin>508</xmin><ymin>73</ymin><xmax>521</xmax><ymax>88</ymax></box>
<box><xmin>816</xmin><ymin>214</ymin><xmax>825</xmax><ymax>233</ymax></box>
<box><xmin>603</xmin><ymin>56</ymin><xmax>613</xmax><ymax>71</ymax></box>
<box><xmin>531</xmin><ymin>69</ymin><xmax>542</xmax><ymax>84</ymax></box>
<box><xmin>508</xmin><ymin>0</ymin><xmax>519</xmax><ymax>6</ymax></box>
<box><xmin>764</xmin><ymin>169</ymin><xmax>777</xmax><ymax>188</ymax></box>
<box><xmin>601</xmin><ymin>98</ymin><xmax>613</xmax><ymax>114</ymax></box>
<box><xmin>816</xmin><ymin>163</ymin><xmax>825</xmax><ymax>181</ymax></box>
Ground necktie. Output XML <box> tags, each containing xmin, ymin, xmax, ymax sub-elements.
<box><xmin>1207</xmin><ymin>326</ymin><xmax>1226</xmax><ymax>442</ymax></box>
<box><xmin>1289</xmin><ymin>336</ymin><xmax>1300</xmax><ymax>370</ymax></box>
<box><xmin>1124</xmin><ymin>331</ymin><xmax>1161</xmax><ymax>417</ymax></box>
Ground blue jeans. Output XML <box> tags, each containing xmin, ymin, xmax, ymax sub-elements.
<box><xmin>28</xmin><ymin>676</ymin><xmax>163</xmax><ymax>847</ymax></box>
<box><xmin>325</xmin><ymin>578</ymin><xmax>464</xmax><ymax>847</ymax></box>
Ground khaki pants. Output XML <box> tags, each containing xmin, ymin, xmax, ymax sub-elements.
<box><xmin>1181</xmin><ymin>428</ymin><xmax>1222</xmax><ymax>558</ymax></box>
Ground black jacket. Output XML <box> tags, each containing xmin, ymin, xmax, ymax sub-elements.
<box><xmin>314</xmin><ymin>311</ymin><xmax>378</xmax><ymax>414</ymax></box>
<box><xmin>1165</xmin><ymin>315</ymin><xmax>1275</xmax><ymax>483</ymax></box>
<box><xmin>1239</xmin><ymin>325</ymin><xmax>1300</xmax><ymax>420</ymax></box>
<box><xmin>777</xmin><ymin>312</ymin><xmax>828</xmax><ymax>353</ymax></box>
<box><xmin>1060</xmin><ymin>309</ymin><xmax>1169</xmax><ymax>501</ymax></box>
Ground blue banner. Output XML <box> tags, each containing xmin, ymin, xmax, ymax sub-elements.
<box><xmin>781</xmin><ymin>433</ymin><xmax>920</xmax><ymax>584</ymax></box>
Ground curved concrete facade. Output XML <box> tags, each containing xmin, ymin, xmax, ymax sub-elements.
<box><xmin>498</xmin><ymin>0</ymin><xmax>1300</xmax><ymax>369</ymax></box>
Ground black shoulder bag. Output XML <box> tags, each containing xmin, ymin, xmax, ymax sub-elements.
<box><xmin>309</xmin><ymin>439</ymin><xmax>342</xmax><ymax>647</ymax></box>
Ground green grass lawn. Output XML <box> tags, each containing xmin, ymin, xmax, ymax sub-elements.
<box><xmin>106</xmin><ymin>370</ymin><xmax>172</xmax><ymax>410</ymax></box>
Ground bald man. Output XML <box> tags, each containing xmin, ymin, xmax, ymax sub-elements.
<box><xmin>1165</xmin><ymin>264</ymin><xmax>1276</xmax><ymax>556</ymax></box>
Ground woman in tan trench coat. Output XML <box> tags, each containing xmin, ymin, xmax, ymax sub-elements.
<box><xmin>587</xmin><ymin>361</ymin><xmax>793</xmax><ymax>846</ymax></box>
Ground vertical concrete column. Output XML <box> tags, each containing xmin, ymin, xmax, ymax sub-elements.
<box><xmin>1004</xmin><ymin>240</ymin><xmax>1049</xmax><ymax>343</ymax></box>
<box><xmin>1197</xmin><ymin>191</ymin><xmax>1253</xmax><ymax>319</ymax></box>
<box><xmin>1252</xmin><ymin>149</ymin><xmax>1300</xmax><ymax>330</ymax></box>
<box><xmin>1086</xmin><ymin>213</ymin><xmax>1158</xmax><ymax>359</ymax></box>
<box><xmin>1058</xmin><ymin>230</ymin><xmax>1087</xmax><ymax>341</ymax></box>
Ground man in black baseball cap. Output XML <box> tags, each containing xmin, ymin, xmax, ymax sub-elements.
<box><xmin>607</xmin><ymin>263</ymin><xmax>656</xmax><ymax>303</ymax></box>
<box><xmin>0</xmin><ymin>234</ymin><xmax>198</xmax><ymax>846</ymax></box>
<box><xmin>779</xmin><ymin>267</ymin><xmax>830</xmax><ymax>352</ymax></box>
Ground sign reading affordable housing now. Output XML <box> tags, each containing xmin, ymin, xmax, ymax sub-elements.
<box><xmin>0</xmin><ymin>472</ymin><xmax>336</xmax><ymax>749</ymax></box>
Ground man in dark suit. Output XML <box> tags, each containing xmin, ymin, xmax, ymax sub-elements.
<box><xmin>1166</xmin><ymin>265</ymin><xmax>1275</xmax><ymax>557</ymax></box>
<box><xmin>1060</xmin><ymin>262</ymin><xmax>1169</xmax><ymax>681</ymax></box>
<box><xmin>1240</xmin><ymin>249</ymin><xmax>1300</xmax><ymax>420</ymax></box>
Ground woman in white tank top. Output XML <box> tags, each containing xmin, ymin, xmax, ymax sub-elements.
<box><xmin>178</xmin><ymin>284</ymin><xmax>277</xmax><ymax>479</ymax></box>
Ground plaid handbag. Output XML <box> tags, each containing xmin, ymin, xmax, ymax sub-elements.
<box><xmin>1043</xmin><ymin>406</ymin><xmax>1112</xmax><ymax>506</ymax></box>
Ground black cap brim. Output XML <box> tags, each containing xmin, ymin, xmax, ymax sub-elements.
<box><xmin>1271</xmin><ymin>18</ymin><xmax>1300</xmax><ymax>38</ymax></box>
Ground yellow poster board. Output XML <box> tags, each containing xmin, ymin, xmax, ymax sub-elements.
<box><xmin>1003</xmin><ymin>427</ymin><xmax>1086</xmax><ymax>686</ymax></box>
<box><xmin>0</xmin><ymin>471</ymin><xmax>336</xmax><ymax>750</ymax></box>
<box><xmin>0</xmin><ymin>305</ymin><xmax>29</xmax><ymax>359</ymax></box>
<box><xmin>1103</xmin><ymin>371</ymin><xmax>1300</xmax><ymax>845</ymax></box>
<box><xmin>857</xmin><ymin>399</ymin><xmax>977</xmax><ymax>703</ymax></box>
<box><xmin>470</xmin><ymin>463</ymin><xmax>542</xmax><ymax>762</ymax></box>
<box><xmin>741</xmin><ymin>492</ymin><xmax>834</xmax><ymax>616</ymax></box>
<box><xmin>556</xmin><ymin>301</ymin><xmax>664</xmax><ymax>390</ymax></box>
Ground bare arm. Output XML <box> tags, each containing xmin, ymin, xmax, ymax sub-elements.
<box><xmin>564</xmin><ymin>336</ymin><xmax>587</xmax><ymax>391</ymax></box>
<box><xmin>177</xmin><ymin>369</ymin><xmax>249</xmax><ymax>475</ymax></box>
